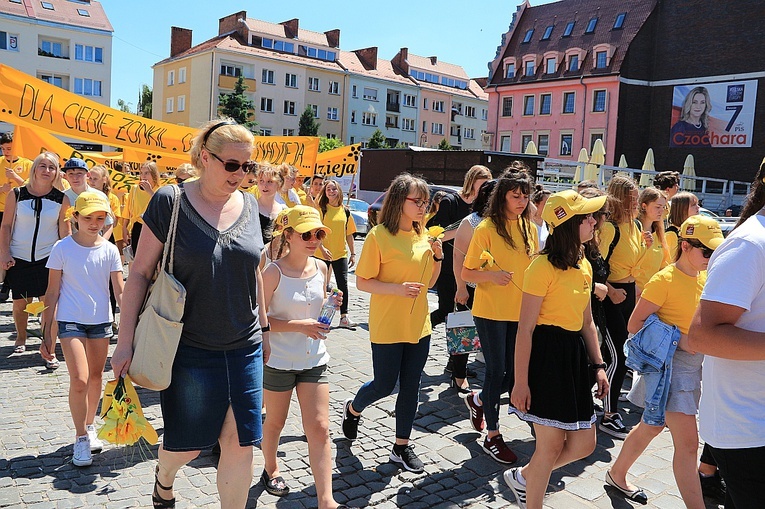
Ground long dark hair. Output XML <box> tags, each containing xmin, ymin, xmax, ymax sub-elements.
<box><xmin>579</xmin><ymin>187</ymin><xmax>606</xmax><ymax>260</ymax></box>
<box><xmin>485</xmin><ymin>169</ymin><xmax>533</xmax><ymax>256</ymax></box>
<box><xmin>542</xmin><ymin>214</ymin><xmax>587</xmax><ymax>270</ymax></box>
<box><xmin>472</xmin><ymin>179</ymin><xmax>497</xmax><ymax>216</ymax></box>
<box><xmin>736</xmin><ymin>160</ymin><xmax>765</xmax><ymax>229</ymax></box>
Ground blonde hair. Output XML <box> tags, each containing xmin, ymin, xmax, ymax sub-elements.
<box><xmin>140</xmin><ymin>161</ymin><xmax>160</xmax><ymax>187</ymax></box>
<box><xmin>175</xmin><ymin>163</ymin><xmax>197</xmax><ymax>180</ymax></box>
<box><xmin>606</xmin><ymin>174</ymin><xmax>638</xmax><ymax>224</ymax></box>
<box><xmin>89</xmin><ymin>165</ymin><xmax>112</xmax><ymax>194</ymax></box>
<box><xmin>461</xmin><ymin>165</ymin><xmax>492</xmax><ymax>197</ymax></box>
<box><xmin>256</xmin><ymin>162</ymin><xmax>284</xmax><ymax>188</ymax></box>
<box><xmin>189</xmin><ymin>118</ymin><xmax>255</xmax><ymax>174</ymax></box>
<box><xmin>668</xmin><ymin>192</ymin><xmax>698</xmax><ymax>228</ymax></box>
<box><xmin>28</xmin><ymin>152</ymin><xmax>60</xmax><ymax>190</ymax></box>
<box><xmin>318</xmin><ymin>179</ymin><xmax>344</xmax><ymax>216</ymax></box>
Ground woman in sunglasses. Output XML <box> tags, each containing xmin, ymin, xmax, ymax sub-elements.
<box><xmin>111</xmin><ymin>118</ymin><xmax>268</xmax><ymax>509</ymax></box>
<box><xmin>606</xmin><ymin>215</ymin><xmax>723</xmax><ymax>508</ymax></box>
<box><xmin>341</xmin><ymin>173</ymin><xmax>443</xmax><ymax>473</ymax></box>
<box><xmin>259</xmin><ymin>205</ymin><xmax>347</xmax><ymax>509</ymax></box>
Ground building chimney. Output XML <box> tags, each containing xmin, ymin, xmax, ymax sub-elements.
<box><xmin>280</xmin><ymin>18</ymin><xmax>299</xmax><ymax>39</ymax></box>
<box><xmin>170</xmin><ymin>27</ymin><xmax>192</xmax><ymax>58</ymax></box>
<box><xmin>392</xmin><ymin>47</ymin><xmax>409</xmax><ymax>74</ymax></box>
<box><xmin>218</xmin><ymin>11</ymin><xmax>247</xmax><ymax>36</ymax></box>
<box><xmin>324</xmin><ymin>29</ymin><xmax>340</xmax><ymax>48</ymax></box>
<box><xmin>354</xmin><ymin>47</ymin><xmax>378</xmax><ymax>71</ymax></box>
<box><xmin>430</xmin><ymin>56</ymin><xmax>438</xmax><ymax>65</ymax></box>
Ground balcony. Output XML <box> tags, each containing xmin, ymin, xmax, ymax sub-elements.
<box><xmin>218</xmin><ymin>74</ymin><xmax>257</xmax><ymax>91</ymax></box>
<box><xmin>386</xmin><ymin>101</ymin><xmax>400</xmax><ymax>113</ymax></box>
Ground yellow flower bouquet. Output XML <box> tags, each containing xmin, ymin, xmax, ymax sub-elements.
<box><xmin>99</xmin><ymin>375</ymin><xmax>158</xmax><ymax>446</ymax></box>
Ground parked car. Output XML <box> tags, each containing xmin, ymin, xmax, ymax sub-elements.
<box><xmin>700</xmin><ymin>207</ymin><xmax>736</xmax><ymax>236</ymax></box>
<box><xmin>367</xmin><ymin>184</ymin><xmax>461</xmax><ymax>228</ymax></box>
<box><xmin>347</xmin><ymin>198</ymin><xmax>370</xmax><ymax>236</ymax></box>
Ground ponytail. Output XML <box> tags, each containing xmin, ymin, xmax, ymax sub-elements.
<box><xmin>735</xmin><ymin>159</ymin><xmax>765</xmax><ymax>230</ymax></box>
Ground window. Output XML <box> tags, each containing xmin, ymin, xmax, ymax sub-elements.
<box><xmin>525</xmin><ymin>60</ymin><xmax>535</xmax><ymax>76</ymax></box>
<box><xmin>560</xmin><ymin>134</ymin><xmax>573</xmax><ymax>156</ymax></box>
<box><xmin>327</xmin><ymin>107</ymin><xmax>339</xmax><ymax>121</ymax></box>
<box><xmin>422</xmin><ymin>121</ymin><xmax>427</xmax><ymax>132</ymax></box>
<box><xmin>220</xmin><ymin>65</ymin><xmax>241</xmax><ymax>77</ymax></box>
<box><xmin>260</xmin><ymin>128</ymin><xmax>272</xmax><ymax>136</ymax></box>
<box><xmin>40</xmin><ymin>39</ymin><xmax>63</xmax><ymax>57</ymax></box>
<box><xmin>262</xmin><ymin>69</ymin><xmax>274</xmax><ymax>84</ymax></box>
<box><xmin>563</xmin><ymin>21</ymin><xmax>575</xmax><ymax>37</ymax></box>
<box><xmin>585</xmin><ymin>17</ymin><xmax>598</xmax><ymax>34</ymax></box>
<box><xmin>593</xmin><ymin>90</ymin><xmax>607</xmax><ymax>112</ymax></box>
<box><xmin>167</xmin><ymin>70</ymin><xmax>174</xmax><ymax>86</ymax></box>
<box><xmin>481</xmin><ymin>109</ymin><xmax>488</xmax><ymax>121</ymax></box>
<box><xmin>464</xmin><ymin>106</ymin><xmax>476</xmax><ymax>118</ymax></box>
<box><xmin>402</xmin><ymin>118</ymin><xmax>415</xmax><ymax>131</ymax></box>
<box><xmin>546</xmin><ymin>58</ymin><xmax>557</xmax><ymax>74</ymax></box>
<box><xmin>521</xmin><ymin>134</ymin><xmax>533</xmax><ymax>152</ymax></box>
<box><xmin>464</xmin><ymin>128</ymin><xmax>475</xmax><ymax>139</ymax></box>
<box><xmin>178</xmin><ymin>68</ymin><xmax>186</xmax><ymax>84</ymax></box>
<box><xmin>285</xmin><ymin>73</ymin><xmax>298</xmax><ymax>88</ymax></box>
<box><xmin>328</xmin><ymin>81</ymin><xmax>340</xmax><ymax>95</ymax></box>
<box><xmin>523</xmin><ymin>95</ymin><xmax>535</xmax><ymax>116</ymax></box>
<box><xmin>0</xmin><ymin>32</ymin><xmax>19</xmax><ymax>51</ymax></box>
<box><xmin>542</xmin><ymin>25</ymin><xmax>554</xmax><ymax>40</ymax></box>
<box><xmin>568</xmin><ymin>55</ymin><xmax>579</xmax><ymax>72</ymax></box>
<box><xmin>350</xmin><ymin>110</ymin><xmax>356</xmax><ymax>123</ymax></box>
<box><xmin>537</xmin><ymin>134</ymin><xmax>549</xmax><ymax>156</ymax></box>
<box><xmin>166</xmin><ymin>97</ymin><xmax>174</xmax><ymax>113</ymax></box>
<box><xmin>283</xmin><ymin>129</ymin><xmax>295</xmax><ymax>136</ymax></box>
<box><xmin>432</xmin><ymin>100</ymin><xmax>444</xmax><ymax>113</ymax></box>
<box><xmin>283</xmin><ymin>101</ymin><xmax>296</xmax><ymax>115</ymax></box>
<box><xmin>308</xmin><ymin>77</ymin><xmax>320</xmax><ymax>92</ymax></box>
<box><xmin>502</xmin><ymin>97</ymin><xmax>513</xmax><ymax>117</ymax></box>
<box><xmin>363</xmin><ymin>87</ymin><xmax>377</xmax><ymax>101</ymax></box>
<box><xmin>39</xmin><ymin>74</ymin><xmax>63</xmax><ymax>88</ymax></box>
<box><xmin>539</xmin><ymin>94</ymin><xmax>551</xmax><ymax>115</ymax></box>
<box><xmin>596</xmin><ymin>51</ymin><xmax>608</xmax><ymax>69</ymax></box>
<box><xmin>590</xmin><ymin>133</ymin><xmax>604</xmax><ymax>151</ymax></box>
<box><xmin>178</xmin><ymin>95</ymin><xmax>186</xmax><ymax>112</ymax></box>
<box><xmin>262</xmin><ymin>38</ymin><xmax>294</xmax><ymax>53</ymax></box>
<box><xmin>403</xmin><ymin>94</ymin><xmax>417</xmax><ymax>107</ymax></box>
<box><xmin>431</xmin><ymin>123</ymin><xmax>444</xmax><ymax>135</ymax></box>
<box><xmin>506</xmin><ymin>63</ymin><xmax>515</xmax><ymax>78</ymax></box>
<box><xmin>450</xmin><ymin>125</ymin><xmax>460</xmax><ymax>137</ymax></box>
<box><xmin>563</xmin><ymin>92</ymin><xmax>576</xmax><ymax>114</ymax></box>
<box><xmin>352</xmin><ymin>85</ymin><xmax>357</xmax><ymax>98</ymax></box>
<box><xmin>77</xmin><ymin>8</ymin><xmax>89</xmax><ymax>16</ymax></box>
<box><xmin>310</xmin><ymin>104</ymin><xmax>319</xmax><ymax>118</ymax></box>
<box><xmin>500</xmin><ymin>135</ymin><xmax>511</xmax><ymax>152</ymax></box>
<box><xmin>386</xmin><ymin>115</ymin><xmax>399</xmax><ymax>128</ymax></box>
<box><xmin>522</xmin><ymin>29</ymin><xmax>534</xmax><ymax>43</ymax></box>
<box><xmin>614</xmin><ymin>12</ymin><xmax>627</xmax><ymax>30</ymax></box>
<box><xmin>298</xmin><ymin>45</ymin><xmax>336</xmax><ymax>62</ymax></box>
<box><xmin>260</xmin><ymin>98</ymin><xmax>274</xmax><ymax>113</ymax></box>
<box><xmin>74</xmin><ymin>44</ymin><xmax>103</xmax><ymax>63</ymax></box>
<box><xmin>362</xmin><ymin>112</ymin><xmax>376</xmax><ymax>126</ymax></box>
<box><xmin>422</xmin><ymin>98</ymin><xmax>428</xmax><ymax>110</ymax></box>
<box><xmin>73</xmin><ymin>78</ymin><xmax>102</xmax><ymax>97</ymax></box>
<box><xmin>41</xmin><ymin>1</ymin><xmax>54</xmax><ymax>9</ymax></box>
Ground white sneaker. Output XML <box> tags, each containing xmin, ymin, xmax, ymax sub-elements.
<box><xmin>73</xmin><ymin>435</ymin><xmax>92</xmax><ymax>467</ymax></box>
<box><xmin>504</xmin><ymin>467</ymin><xmax>527</xmax><ymax>509</ymax></box>
<box><xmin>86</xmin><ymin>424</ymin><xmax>103</xmax><ymax>453</ymax></box>
<box><xmin>339</xmin><ymin>316</ymin><xmax>358</xmax><ymax>329</ymax></box>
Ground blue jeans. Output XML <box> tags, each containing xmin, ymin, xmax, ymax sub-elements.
<box><xmin>474</xmin><ymin>317</ymin><xmax>518</xmax><ymax>431</ymax></box>
<box><xmin>352</xmin><ymin>336</ymin><xmax>430</xmax><ymax>440</ymax></box>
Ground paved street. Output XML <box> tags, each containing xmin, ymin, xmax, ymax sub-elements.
<box><xmin>0</xmin><ymin>240</ymin><xmax>721</xmax><ymax>508</ymax></box>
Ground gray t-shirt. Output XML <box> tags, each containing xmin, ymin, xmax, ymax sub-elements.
<box><xmin>143</xmin><ymin>185</ymin><xmax>264</xmax><ymax>351</ymax></box>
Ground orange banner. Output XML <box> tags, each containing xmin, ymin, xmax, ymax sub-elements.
<box><xmin>314</xmin><ymin>144</ymin><xmax>361</xmax><ymax>177</ymax></box>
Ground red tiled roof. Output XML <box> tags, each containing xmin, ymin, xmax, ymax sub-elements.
<box><xmin>0</xmin><ymin>0</ymin><xmax>112</xmax><ymax>32</ymax></box>
<box><xmin>489</xmin><ymin>0</ymin><xmax>656</xmax><ymax>86</ymax></box>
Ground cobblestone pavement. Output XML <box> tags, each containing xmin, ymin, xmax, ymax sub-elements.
<box><xmin>0</xmin><ymin>240</ymin><xmax>722</xmax><ymax>508</ymax></box>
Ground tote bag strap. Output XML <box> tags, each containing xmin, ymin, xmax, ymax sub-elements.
<box><xmin>160</xmin><ymin>185</ymin><xmax>181</xmax><ymax>275</ymax></box>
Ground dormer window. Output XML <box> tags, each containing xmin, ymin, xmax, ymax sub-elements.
<box><xmin>541</xmin><ymin>25</ymin><xmax>554</xmax><ymax>41</ymax></box>
<box><xmin>585</xmin><ymin>17</ymin><xmax>598</xmax><ymax>34</ymax></box>
<box><xmin>523</xmin><ymin>29</ymin><xmax>534</xmax><ymax>43</ymax></box>
<box><xmin>77</xmin><ymin>9</ymin><xmax>90</xmax><ymax>17</ymax></box>
<box><xmin>613</xmin><ymin>13</ymin><xmax>627</xmax><ymax>29</ymax></box>
<box><xmin>569</xmin><ymin>55</ymin><xmax>579</xmax><ymax>71</ymax></box>
<box><xmin>525</xmin><ymin>60</ymin><xmax>535</xmax><ymax>77</ymax></box>
<box><xmin>506</xmin><ymin>63</ymin><xmax>515</xmax><ymax>78</ymax></box>
<box><xmin>596</xmin><ymin>51</ymin><xmax>607</xmax><ymax>68</ymax></box>
<box><xmin>563</xmin><ymin>21</ymin><xmax>575</xmax><ymax>37</ymax></box>
<box><xmin>41</xmin><ymin>1</ymin><xmax>54</xmax><ymax>10</ymax></box>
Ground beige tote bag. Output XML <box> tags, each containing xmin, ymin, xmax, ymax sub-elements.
<box><xmin>128</xmin><ymin>185</ymin><xmax>186</xmax><ymax>390</ymax></box>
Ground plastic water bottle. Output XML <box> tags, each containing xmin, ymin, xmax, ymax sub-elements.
<box><xmin>318</xmin><ymin>288</ymin><xmax>340</xmax><ymax>325</ymax></box>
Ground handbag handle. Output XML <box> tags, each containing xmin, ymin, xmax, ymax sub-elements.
<box><xmin>160</xmin><ymin>185</ymin><xmax>181</xmax><ymax>275</ymax></box>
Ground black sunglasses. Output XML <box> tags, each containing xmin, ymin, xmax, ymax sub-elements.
<box><xmin>206</xmin><ymin>148</ymin><xmax>256</xmax><ymax>173</ymax></box>
<box><xmin>300</xmin><ymin>229</ymin><xmax>326</xmax><ymax>241</ymax></box>
<box><xmin>684</xmin><ymin>239</ymin><xmax>714</xmax><ymax>258</ymax></box>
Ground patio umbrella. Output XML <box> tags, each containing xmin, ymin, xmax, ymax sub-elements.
<box><xmin>574</xmin><ymin>148</ymin><xmax>588</xmax><ymax>183</ymax></box>
<box><xmin>682</xmin><ymin>154</ymin><xmax>696</xmax><ymax>191</ymax></box>
<box><xmin>639</xmin><ymin>148</ymin><xmax>655</xmax><ymax>187</ymax></box>
<box><xmin>618</xmin><ymin>155</ymin><xmax>628</xmax><ymax>168</ymax></box>
<box><xmin>587</xmin><ymin>139</ymin><xmax>606</xmax><ymax>183</ymax></box>
<box><xmin>524</xmin><ymin>140</ymin><xmax>538</xmax><ymax>155</ymax></box>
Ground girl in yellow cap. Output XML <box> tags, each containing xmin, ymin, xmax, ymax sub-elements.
<box><xmin>40</xmin><ymin>191</ymin><xmax>124</xmax><ymax>467</ymax></box>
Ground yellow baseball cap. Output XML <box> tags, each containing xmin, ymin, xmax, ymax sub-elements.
<box><xmin>680</xmin><ymin>215</ymin><xmax>724</xmax><ymax>250</ymax></box>
<box><xmin>542</xmin><ymin>189</ymin><xmax>607</xmax><ymax>229</ymax></box>
<box><xmin>277</xmin><ymin>205</ymin><xmax>331</xmax><ymax>234</ymax></box>
<box><xmin>74</xmin><ymin>191</ymin><xmax>111</xmax><ymax>216</ymax></box>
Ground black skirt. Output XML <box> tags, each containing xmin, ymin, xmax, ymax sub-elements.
<box><xmin>6</xmin><ymin>257</ymin><xmax>49</xmax><ymax>300</ymax></box>
<box><xmin>509</xmin><ymin>324</ymin><xmax>596</xmax><ymax>431</ymax></box>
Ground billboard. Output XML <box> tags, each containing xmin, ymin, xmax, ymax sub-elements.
<box><xmin>669</xmin><ymin>80</ymin><xmax>757</xmax><ymax>148</ymax></box>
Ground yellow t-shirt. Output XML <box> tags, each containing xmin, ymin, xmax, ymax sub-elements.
<box><xmin>598</xmin><ymin>220</ymin><xmax>645</xmax><ymax>282</ymax></box>
<box><xmin>0</xmin><ymin>156</ymin><xmax>32</xmax><ymax>212</ymax></box>
<box><xmin>634</xmin><ymin>233</ymin><xmax>671</xmax><ymax>291</ymax></box>
<box><xmin>464</xmin><ymin>217</ymin><xmax>538</xmax><ymax>321</ymax></box>
<box><xmin>355</xmin><ymin>224</ymin><xmax>433</xmax><ymax>344</ymax></box>
<box><xmin>640</xmin><ymin>264</ymin><xmax>706</xmax><ymax>334</ymax></box>
<box><xmin>665</xmin><ymin>229</ymin><xmax>679</xmax><ymax>260</ymax></box>
<box><xmin>296</xmin><ymin>187</ymin><xmax>308</xmax><ymax>205</ymax></box>
<box><xmin>317</xmin><ymin>204</ymin><xmax>356</xmax><ymax>260</ymax></box>
<box><xmin>125</xmin><ymin>184</ymin><xmax>158</xmax><ymax>229</ymax></box>
<box><xmin>107</xmin><ymin>192</ymin><xmax>123</xmax><ymax>241</ymax></box>
<box><xmin>523</xmin><ymin>255</ymin><xmax>593</xmax><ymax>332</ymax></box>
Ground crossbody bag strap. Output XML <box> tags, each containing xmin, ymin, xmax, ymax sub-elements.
<box><xmin>161</xmin><ymin>185</ymin><xmax>181</xmax><ymax>275</ymax></box>
<box><xmin>605</xmin><ymin>220</ymin><xmax>621</xmax><ymax>264</ymax></box>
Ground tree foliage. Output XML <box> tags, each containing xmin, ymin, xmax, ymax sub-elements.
<box><xmin>438</xmin><ymin>138</ymin><xmax>453</xmax><ymax>150</ymax></box>
<box><xmin>117</xmin><ymin>99</ymin><xmax>132</xmax><ymax>113</ymax></box>
<box><xmin>319</xmin><ymin>137</ymin><xmax>344</xmax><ymax>153</ymax></box>
<box><xmin>218</xmin><ymin>76</ymin><xmax>257</xmax><ymax>131</ymax></box>
<box><xmin>298</xmin><ymin>106</ymin><xmax>320</xmax><ymax>136</ymax></box>
<box><xmin>137</xmin><ymin>85</ymin><xmax>152</xmax><ymax>119</ymax></box>
<box><xmin>367</xmin><ymin>129</ymin><xmax>387</xmax><ymax>149</ymax></box>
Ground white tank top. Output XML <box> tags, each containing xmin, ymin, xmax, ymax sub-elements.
<box><xmin>266</xmin><ymin>259</ymin><xmax>330</xmax><ymax>370</ymax></box>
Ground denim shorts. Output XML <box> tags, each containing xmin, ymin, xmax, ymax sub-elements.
<box><xmin>263</xmin><ymin>364</ymin><xmax>328</xmax><ymax>392</ymax></box>
<box><xmin>160</xmin><ymin>341</ymin><xmax>263</xmax><ymax>451</ymax></box>
<box><xmin>57</xmin><ymin>321</ymin><xmax>113</xmax><ymax>339</ymax></box>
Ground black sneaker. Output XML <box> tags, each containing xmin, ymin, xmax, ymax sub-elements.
<box><xmin>341</xmin><ymin>399</ymin><xmax>360</xmax><ymax>440</ymax></box>
<box><xmin>0</xmin><ymin>284</ymin><xmax>9</xmax><ymax>303</ymax></box>
<box><xmin>599</xmin><ymin>414</ymin><xmax>630</xmax><ymax>440</ymax></box>
<box><xmin>700</xmin><ymin>471</ymin><xmax>726</xmax><ymax>504</ymax></box>
<box><xmin>390</xmin><ymin>444</ymin><xmax>424</xmax><ymax>473</ymax></box>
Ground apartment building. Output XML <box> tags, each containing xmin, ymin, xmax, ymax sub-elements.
<box><xmin>0</xmin><ymin>0</ymin><xmax>113</xmax><ymax>143</ymax></box>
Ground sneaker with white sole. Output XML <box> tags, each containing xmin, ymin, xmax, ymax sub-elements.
<box><xmin>482</xmin><ymin>434</ymin><xmax>517</xmax><ymax>464</ymax></box>
<box><xmin>72</xmin><ymin>435</ymin><xmax>92</xmax><ymax>467</ymax></box>
<box><xmin>389</xmin><ymin>444</ymin><xmax>424</xmax><ymax>473</ymax></box>
<box><xmin>599</xmin><ymin>414</ymin><xmax>630</xmax><ymax>440</ymax></box>
<box><xmin>86</xmin><ymin>424</ymin><xmax>103</xmax><ymax>453</ymax></box>
<box><xmin>464</xmin><ymin>392</ymin><xmax>485</xmax><ymax>432</ymax></box>
<box><xmin>338</xmin><ymin>316</ymin><xmax>358</xmax><ymax>329</ymax></box>
<box><xmin>341</xmin><ymin>399</ymin><xmax>361</xmax><ymax>440</ymax></box>
<box><xmin>503</xmin><ymin>467</ymin><xmax>527</xmax><ymax>509</ymax></box>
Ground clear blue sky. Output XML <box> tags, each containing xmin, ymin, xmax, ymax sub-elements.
<box><xmin>103</xmin><ymin>0</ymin><xmax>556</xmax><ymax>109</ymax></box>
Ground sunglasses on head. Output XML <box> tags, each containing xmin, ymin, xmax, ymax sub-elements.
<box><xmin>299</xmin><ymin>229</ymin><xmax>326</xmax><ymax>241</ymax></box>
<box><xmin>205</xmin><ymin>148</ymin><xmax>257</xmax><ymax>173</ymax></box>
<box><xmin>684</xmin><ymin>239</ymin><xmax>714</xmax><ymax>258</ymax></box>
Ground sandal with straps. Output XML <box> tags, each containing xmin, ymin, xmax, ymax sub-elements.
<box><xmin>261</xmin><ymin>469</ymin><xmax>290</xmax><ymax>497</ymax></box>
<box><xmin>153</xmin><ymin>465</ymin><xmax>176</xmax><ymax>508</ymax></box>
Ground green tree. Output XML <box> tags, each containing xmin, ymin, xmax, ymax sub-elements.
<box><xmin>218</xmin><ymin>75</ymin><xmax>257</xmax><ymax>131</ymax></box>
<box><xmin>117</xmin><ymin>99</ymin><xmax>132</xmax><ymax>113</ymax></box>
<box><xmin>319</xmin><ymin>137</ymin><xmax>344</xmax><ymax>153</ymax></box>
<box><xmin>298</xmin><ymin>106</ymin><xmax>320</xmax><ymax>136</ymax></box>
<box><xmin>137</xmin><ymin>84</ymin><xmax>152</xmax><ymax>119</ymax></box>
<box><xmin>367</xmin><ymin>129</ymin><xmax>387</xmax><ymax>149</ymax></box>
<box><xmin>438</xmin><ymin>138</ymin><xmax>453</xmax><ymax>150</ymax></box>
<box><xmin>394</xmin><ymin>141</ymin><xmax>409</xmax><ymax>149</ymax></box>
